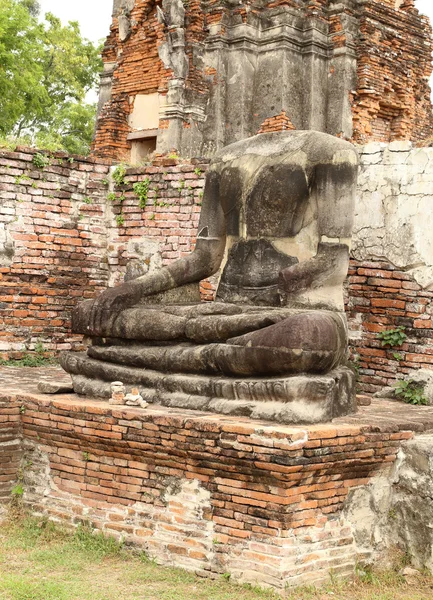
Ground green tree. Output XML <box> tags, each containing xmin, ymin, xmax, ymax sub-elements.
<box><xmin>0</xmin><ymin>0</ymin><xmax>102</xmax><ymax>155</ymax></box>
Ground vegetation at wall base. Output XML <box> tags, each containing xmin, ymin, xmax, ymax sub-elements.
<box><xmin>394</xmin><ymin>379</ymin><xmax>428</xmax><ymax>406</ymax></box>
<box><xmin>0</xmin><ymin>355</ymin><xmax>58</xmax><ymax>367</ymax></box>
<box><xmin>1</xmin><ymin>514</ymin><xmax>433</xmax><ymax>599</ymax></box>
<box><xmin>0</xmin><ymin>342</ymin><xmax>57</xmax><ymax>367</ymax></box>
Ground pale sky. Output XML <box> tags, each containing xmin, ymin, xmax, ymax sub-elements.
<box><xmin>417</xmin><ymin>0</ymin><xmax>433</xmax><ymax>23</ymax></box>
<box><xmin>38</xmin><ymin>0</ymin><xmax>113</xmax><ymax>44</ymax></box>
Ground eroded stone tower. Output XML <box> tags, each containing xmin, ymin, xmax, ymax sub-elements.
<box><xmin>93</xmin><ymin>0</ymin><xmax>433</xmax><ymax>161</ymax></box>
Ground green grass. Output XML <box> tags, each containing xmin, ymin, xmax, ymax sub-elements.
<box><xmin>0</xmin><ymin>354</ymin><xmax>57</xmax><ymax>368</ymax></box>
<box><xmin>1</xmin><ymin>516</ymin><xmax>433</xmax><ymax>600</ymax></box>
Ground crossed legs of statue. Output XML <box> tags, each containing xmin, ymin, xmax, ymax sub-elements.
<box><xmin>75</xmin><ymin>299</ymin><xmax>348</xmax><ymax>377</ymax></box>
<box><xmin>62</xmin><ymin>282</ymin><xmax>354</xmax><ymax>423</ymax></box>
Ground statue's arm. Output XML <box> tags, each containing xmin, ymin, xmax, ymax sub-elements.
<box><xmin>78</xmin><ymin>170</ymin><xmax>226</xmax><ymax>335</ymax></box>
<box><xmin>279</xmin><ymin>146</ymin><xmax>358</xmax><ymax>298</ymax></box>
<box><xmin>279</xmin><ymin>242</ymin><xmax>350</xmax><ymax>295</ymax></box>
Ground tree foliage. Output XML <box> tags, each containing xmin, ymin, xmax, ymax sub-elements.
<box><xmin>0</xmin><ymin>0</ymin><xmax>102</xmax><ymax>155</ymax></box>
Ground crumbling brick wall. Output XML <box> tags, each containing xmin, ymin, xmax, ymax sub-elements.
<box><xmin>0</xmin><ymin>149</ymin><xmax>209</xmax><ymax>357</ymax></box>
<box><xmin>258</xmin><ymin>110</ymin><xmax>296</xmax><ymax>134</ymax></box>
<box><xmin>8</xmin><ymin>390</ymin><xmax>416</xmax><ymax>588</ymax></box>
<box><xmin>0</xmin><ymin>149</ymin><xmax>111</xmax><ymax>357</ymax></box>
<box><xmin>0</xmin><ymin>395</ymin><xmax>21</xmax><ymax>508</ymax></box>
<box><xmin>105</xmin><ymin>158</ymin><xmax>212</xmax><ymax>297</ymax></box>
<box><xmin>352</xmin><ymin>0</ymin><xmax>433</xmax><ymax>144</ymax></box>
<box><xmin>94</xmin><ymin>0</ymin><xmax>170</xmax><ymax>160</ymax></box>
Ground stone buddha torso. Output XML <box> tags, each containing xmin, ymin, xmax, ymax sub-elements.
<box><xmin>201</xmin><ymin>131</ymin><xmax>356</xmax><ymax>311</ymax></box>
<box><xmin>215</xmin><ymin>157</ymin><xmax>315</xmax><ymax>305</ymax></box>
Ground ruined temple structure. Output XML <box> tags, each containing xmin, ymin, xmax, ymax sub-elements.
<box><xmin>93</xmin><ymin>0</ymin><xmax>433</xmax><ymax>162</ymax></box>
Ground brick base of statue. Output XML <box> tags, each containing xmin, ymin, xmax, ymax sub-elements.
<box><xmin>1</xmin><ymin>386</ymin><xmax>430</xmax><ymax>590</ymax></box>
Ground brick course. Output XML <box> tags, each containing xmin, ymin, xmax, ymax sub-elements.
<box><xmin>352</xmin><ymin>0</ymin><xmax>433</xmax><ymax>144</ymax></box>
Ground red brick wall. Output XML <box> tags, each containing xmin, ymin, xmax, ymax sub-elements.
<box><xmin>109</xmin><ymin>161</ymin><xmax>207</xmax><ymax>277</ymax></box>
<box><xmin>3</xmin><ymin>392</ymin><xmax>414</xmax><ymax>587</ymax></box>
<box><xmin>94</xmin><ymin>0</ymin><xmax>170</xmax><ymax>160</ymax></box>
<box><xmin>0</xmin><ymin>395</ymin><xmax>21</xmax><ymax>507</ymax></box>
<box><xmin>101</xmin><ymin>159</ymin><xmax>213</xmax><ymax>298</ymax></box>
<box><xmin>347</xmin><ymin>259</ymin><xmax>433</xmax><ymax>394</ymax></box>
<box><xmin>258</xmin><ymin>110</ymin><xmax>296</xmax><ymax>134</ymax></box>
<box><xmin>0</xmin><ymin>149</ymin><xmax>111</xmax><ymax>357</ymax></box>
<box><xmin>352</xmin><ymin>1</ymin><xmax>433</xmax><ymax>144</ymax></box>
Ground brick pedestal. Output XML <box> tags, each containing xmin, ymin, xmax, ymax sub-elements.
<box><xmin>2</xmin><ymin>380</ymin><xmax>431</xmax><ymax>588</ymax></box>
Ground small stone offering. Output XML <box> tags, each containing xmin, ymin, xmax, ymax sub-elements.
<box><xmin>125</xmin><ymin>387</ymin><xmax>148</xmax><ymax>409</ymax></box>
<box><xmin>109</xmin><ymin>381</ymin><xmax>126</xmax><ymax>405</ymax></box>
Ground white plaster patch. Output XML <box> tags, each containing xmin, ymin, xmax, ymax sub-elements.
<box><xmin>0</xmin><ymin>224</ymin><xmax>14</xmax><ymax>266</ymax></box>
<box><xmin>353</xmin><ymin>145</ymin><xmax>433</xmax><ymax>288</ymax></box>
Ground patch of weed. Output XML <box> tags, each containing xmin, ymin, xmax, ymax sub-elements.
<box><xmin>32</xmin><ymin>153</ymin><xmax>50</xmax><ymax>170</ymax></box>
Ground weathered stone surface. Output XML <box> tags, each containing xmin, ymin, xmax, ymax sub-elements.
<box><xmin>353</xmin><ymin>146</ymin><xmax>433</xmax><ymax>290</ymax></box>
<box><xmin>218</xmin><ymin>239</ymin><xmax>297</xmax><ymax>306</ymax></box>
<box><xmin>345</xmin><ymin>434</ymin><xmax>433</xmax><ymax>574</ymax></box>
<box><xmin>61</xmin><ymin>351</ymin><xmax>356</xmax><ymax>424</ymax></box>
<box><xmin>37</xmin><ymin>381</ymin><xmax>74</xmax><ymax>395</ymax></box>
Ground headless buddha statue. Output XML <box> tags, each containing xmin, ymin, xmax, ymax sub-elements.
<box><xmin>61</xmin><ymin>131</ymin><xmax>359</xmax><ymax>423</ymax></box>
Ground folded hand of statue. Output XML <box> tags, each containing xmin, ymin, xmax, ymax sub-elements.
<box><xmin>89</xmin><ymin>281</ymin><xmax>143</xmax><ymax>336</ymax></box>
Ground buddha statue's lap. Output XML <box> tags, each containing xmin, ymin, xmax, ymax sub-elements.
<box><xmin>61</xmin><ymin>131</ymin><xmax>359</xmax><ymax>423</ymax></box>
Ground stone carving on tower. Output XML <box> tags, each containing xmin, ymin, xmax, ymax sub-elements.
<box><xmin>92</xmin><ymin>0</ymin><xmax>433</xmax><ymax>161</ymax></box>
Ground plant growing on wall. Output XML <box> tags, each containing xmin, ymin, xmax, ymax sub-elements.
<box><xmin>14</xmin><ymin>173</ymin><xmax>31</xmax><ymax>184</ymax></box>
<box><xmin>112</xmin><ymin>164</ymin><xmax>126</xmax><ymax>187</ymax></box>
<box><xmin>32</xmin><ymin>152</ymin><xmax>50</xmax><ymax>169</ymax></box>
<box><xmin>114</xmin><ymin>193</ymin><xmax>126</xmax><ymax>227</ymax></box>
<box><xmin>377</xmin><ymin>326</ymin><xmax>407</xmax><ymax>348</ymax></box>
<box><xmin>133</xmin><ymin>178</ymin><xmax>150</xmax><ymax>209</ymax></box>
<box><xmin>394</xmin><ymin>379</ymin><xmax>428</xmax><ymax>406</ymax></box>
